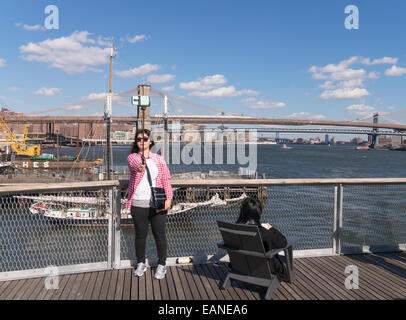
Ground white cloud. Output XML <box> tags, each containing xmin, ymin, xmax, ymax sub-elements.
<box><xmin>310</xmin><ymin>56</ymin><xmax>399</xmax><ymax>100</ymax></box>
<box><xmin>339</xmin><ymin>78</ymin><xmax>365</xmax><ymax>88</ymax></box>
<box><xmin>249</xmin><ymin>101</ymin><xmax>286</xmax><ymax>109</ymax></box>
<box><xmin>147</xmin><ymin>74</ymin><xmax>176</xmax><ymax>83</ymax></box>
<box><xmin>310</xmin><ymin>56</ymin><xmax>358</xmax><ymax>75</ymax></box>
<box><xmin>241</xmin><ymin>97</ymin><xmax>286</xmax><ymax>109</ymax></box>
<box><xmin>320</xmin><ymin>88</ymin><xmax>370</xmax><ymax>100</ymax></box>
<box><xmin>360</xmin><ymin>57</ymin><xmax>398</xmax><ymax>65</ymax></box>
<box><xmin>161</xmin><ymin>85</ymin><xmax>175</xmax><ymax>91</ymax></box>
<box><xmin>189</xmin><ymin>86</ymin><xmax>258</xmax><ymax>98</ymax></box>
<box><xmin>0</xmin><ymin>58</ymin><xmax>6</xmax><ymax>67</ymax></box>
<box><xmin>239</xmin><ymin>89</ymin><xmax>260</xmax><ymax>96</ymax></box>
<box><xmin>81</xmin><ymin>92</ymin><xmax>131</xmax><ymax>109</ymax></box>
<box><xmin>180</xmin><ymin>74</ymin><xmax>228</xmax><ymax>91</ymax></box>
<box><xmin>385</xmin><ymin>65</ymin><xmax>406</xmax><ymax>76</ymax></box>
<box><xmin>83</xmin><ymin>93</ymin><xmax>108</xmax><ymax>101</ymax></box>
<box><xmin>19</xmin><ymin>31</ymin><xmax>110</xmax><ymax>74</ymax></box>
<box><xmin>83</xmin><ymin>92</ymin><xmax>117</xmax><ymax>101</ymax></box>
<box><xmin>115</xmin><ymin>63</ymin><xmax>161</xmax><ymax>78</ymax></box>
<box><xmin>319</xmin><ymin>81</ymin><xmax>336</xmax><ymax>89</ymax></box>
<box><xmin>329</xmin><ymin>69</ymin><xmax>367</xmax><ymax>81</ymax></box>
<box><xmin>34</xmin><ymin>87</ymin><xmax>62</xmax><ymax>96</ymax></box>
<box><xmin>345</xmin><ymin>104</ymin><xmax>376</xmax><ymax>116</ymax></box>
<box><xmin>189</xmin><ymin>86</ymin><xmax>237</xmax><ymax>98</ymax></box>
<box><xmin>127</xmin><ymin>34</ymin><xmax>148</xmax><ymax>43</ymax></box>
<box><xmin>181</xmin><ymin>74</ymin><xmax>259</xmax><ymax>99</ymax></box>
<box><xmin>309</xmin><ymin>58</ymin><xmax>367</xmax><ymax>91</ymax></box>
<box><xmin>368</xmin><ymin>72</ymin><xmax>380</xmax><ymax>79</ymax></box>
<box><xmin>96</xmin><ymin>36</ymin><xmax>113</xmax><ymax>46</ymax></box>
<box><xmin>16</xmin><ymin>22</ymin><xmax>46</xmax><ymax>31</ymax></box>
<box><xmin>287</xmin><ymin>112</ymin><xmax>325</xmax><ymax>120</ymax></box>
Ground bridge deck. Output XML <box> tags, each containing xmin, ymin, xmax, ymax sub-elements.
<box><xmin>1</xmin><ymin>252</ymin><xmax>405</xmax><ymax>300</ymax></box>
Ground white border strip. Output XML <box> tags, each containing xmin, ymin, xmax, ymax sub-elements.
<box><xmin>341</xmin><ymin>244</ymin><xmax>406</xmax><ymax>255</ymax></box>
<box><xmin>116</xmin><ymin>248</ymin><xmax>337</xmax><ymax>269</ymax></box>
<box><xmin>0</xmin><ymin>262</ymin><xmax>109</xmax><ymax>282</ymax></box>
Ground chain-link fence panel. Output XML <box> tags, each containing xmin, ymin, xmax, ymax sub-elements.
<box><xmin>119</xmin><ymin>184</ymin><xmax>336</xmax><ymax>263</ymax></box>
<box><xmin>341</xmin><ymin>183</ymin><xmax>406</xmax><ymax>252</ymax></box>
<box><xmin>1</xmin><ymin>188</ymin><xmax>111</xmax><ymax>273</ymax></box>
<box><xmin>264</xmin><ymin>184</ymin><xmax>335</xmax><ymax>250</ymax></box>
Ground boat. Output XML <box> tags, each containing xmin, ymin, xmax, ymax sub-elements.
<box><xmin>23</xmin><ymin>196</ymin><xmax>133</xmax><ymax>226</ymax></box>
<box><xmin>29</xmin><ymin>202</ymin><xmax>48</xmax><ymax>214</ymax></box>
<box><xmin>355</xmin><ymin>146</ymin><xmax>370</xmax><ymax>150</ymax></box>
<box><xmin>282</xmin><ymin>144</ymin><xmax>292</xmax><ymax>149</ymax></box>
<box><xmin>21</xmin><ymin>191</ymin><xmax>248</xmax><ymax>225</ymax></box>
<box><xmin>0</xmin><ymin>161</ymin><xmax>12</xmax><ymax>173</ymax></box>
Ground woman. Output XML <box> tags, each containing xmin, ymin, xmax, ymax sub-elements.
<box><xmin>236</xmin><ymin>197</ymin><xmax>289</xmax><ymax>281</ymax></box>
<box><xmin>127</xmin><ymin>129</ymin><xmax>173</xmax><ymax>280</ymax></box>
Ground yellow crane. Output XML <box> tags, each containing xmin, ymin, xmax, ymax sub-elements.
<box><xmin>0</xmin><ymin>117</ymin><xmax>41</xmax><ymax>156</ymax></box>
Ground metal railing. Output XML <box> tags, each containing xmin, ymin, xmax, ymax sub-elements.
<box><xmin>1</xmin><ymin>178</ymin><xmax>405</xmax><ymax>281</ymax></box>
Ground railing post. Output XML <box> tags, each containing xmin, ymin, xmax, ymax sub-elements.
<box><xmin>107</xmin><ymin>187</ymin><xmax>114</xmax><ymax>269</ymax></box>
<box><xmin>113</xmin><ymin>186</ymin><xmax>122</xmax><ymax>269</ymax></box>
<box><xmin>333</xmin><ymin>184</ymin><xmax>343</xmax><ymax>255</ymax></box>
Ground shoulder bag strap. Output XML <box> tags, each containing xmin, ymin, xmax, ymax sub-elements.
<box><xmin>145</xmin><ymin>161</ymin><xmax>153</xmax><ymax>187</ymax></box>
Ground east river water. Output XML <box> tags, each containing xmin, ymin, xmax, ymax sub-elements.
<box><xmin>49</xmin><ymin>143</ymin><xmax>406</xmax><ymax>178</ymax></box>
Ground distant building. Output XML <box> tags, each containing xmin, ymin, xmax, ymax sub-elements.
<box><xmin>183</xmin><ymin>124</ymin><xmax>205</xmax><ymax>143</ymax></box>
<box><xmin>378</xmin><ymin>135</ymin><xmax>392</xmax><ymax>145</ymax></box>
<box><xmin>392</xmin><ymin>135</ymin><xmax>402</xmax><ymax>147</ymax></box>
<box><xmin>351</xmin><ymin>137</ymin><xmax>365</xmax><ymax>145</ymax></box>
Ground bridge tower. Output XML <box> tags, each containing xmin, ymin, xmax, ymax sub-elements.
<box><xmin>136</xmin><ymin>85</ymin><xmax>152</xmax><ymax>132</ymax></box>
<box><xmin>368</xmin><ymin>113</ymin><xmax>379</xmax><ymax>148</ymax></box>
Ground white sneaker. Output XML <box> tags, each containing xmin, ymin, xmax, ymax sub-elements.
<box><xmin>154</xmin><ymin>264</ymin><xmax>167</xmax><ymax>280</ymax></box>
<box><xmin>134</xmin><ymin>262</ymin><xmax>147</xmax><ymax>277</ymax></box>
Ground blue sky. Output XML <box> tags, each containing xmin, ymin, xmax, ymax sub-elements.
<box><xmin>1</xmin><ymin>0</ymin><xmax>406</xmax><ymax>124</ymax></box>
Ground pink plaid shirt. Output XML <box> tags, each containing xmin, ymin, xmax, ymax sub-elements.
<box><xmin>126</xmin><ymin>152</ymin><xmax>173</xmax><ymax>210</ymax></box>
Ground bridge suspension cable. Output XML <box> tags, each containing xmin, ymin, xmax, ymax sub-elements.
<box><xmin>150</xmin><ymin>87</ymin><xmax>249</xmax><ymax>117</ymax></box>
<box><xmin>352</xmin><ymin>108</ymin><xmax>406</xmax><ymax>122</ymax></box>
<box><xmin>25</xmin><ymin>86</ymin><xmax>245</xmax><ymax>118</ymax></box>
<box><xmin>25</xmin><ymin>88</ymin><xmax>140</xmax><ymax>116</ymax></box>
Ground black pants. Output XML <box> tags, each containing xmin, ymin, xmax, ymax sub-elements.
<box><xmin>131</xmin><ymin>206</ymin><xmax>168</xmax><ymax>266</ymax></box>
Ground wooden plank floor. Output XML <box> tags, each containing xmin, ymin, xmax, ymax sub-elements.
<box><xmin>1</xmin><ymin>252</ymin><xmax>405</xmax><ymax>300</ymax></box>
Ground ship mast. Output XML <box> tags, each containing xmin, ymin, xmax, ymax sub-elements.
<box><xmin>105</xmin><ymin>40</ymin><xmax>114</xmax><ymax>180</ymax></box>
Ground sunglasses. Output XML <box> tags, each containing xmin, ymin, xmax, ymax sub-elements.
<box><xmin>137</xmin><ymin>137</ymin><xmax>150</xmax><ymax>142</ymax></box>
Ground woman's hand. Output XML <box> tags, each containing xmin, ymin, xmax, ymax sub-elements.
<box><xmin>157</xmin><ymin>199</ymin><xmax>172</xmax><ymax>213</ymax></box>
<box><xmin>137</xmin><ymin>164</ymin><xmax>146</xmax><ymax>172</ymax></box>
<box><xmin>164</xmin><ymin>199</ymin><xmax>172</xmax><ymax>211</ymax></box>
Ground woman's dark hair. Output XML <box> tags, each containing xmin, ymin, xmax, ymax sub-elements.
<box><xmin>236</xmin><ymin>197</ymin><xmax>262</xmax><ymax>226</ymax></box>
<box><xmin>131</xmin><ymin>129</ymin><xmax>155</xmax><ymax>154</ymax></box>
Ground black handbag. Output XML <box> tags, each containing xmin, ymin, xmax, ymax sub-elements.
<box><xmin>145</xmin><ymin>163</ymin><xmax>167</xmax><ymax>210</ymax></box>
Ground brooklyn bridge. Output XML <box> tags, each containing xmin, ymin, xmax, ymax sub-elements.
<box><xmin>1</xmin><ymin>113</ymin><xmax>405</xmax><ymax>148</ymax></box>
<box><xmin>1</xmin><ymin>85</ymin><xmax>405</xmax><ymax>148</ymax></box>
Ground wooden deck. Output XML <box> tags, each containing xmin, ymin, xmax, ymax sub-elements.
<box><xmin>1</xmin><ymin>252</ymin><xmax>405</xmax><ymax>300</ymax></box>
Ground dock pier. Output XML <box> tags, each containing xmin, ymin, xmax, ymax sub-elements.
<box><xmin>0</xmin><ymin>178</ymin><xmax>405</xmax><ymax>300</ymax></box>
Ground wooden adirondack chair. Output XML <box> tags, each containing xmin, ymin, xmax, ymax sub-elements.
<box><xmin>217</xmin><ymin>220</ymin><xmax>298</xmax><ymax>300</ymax></box>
